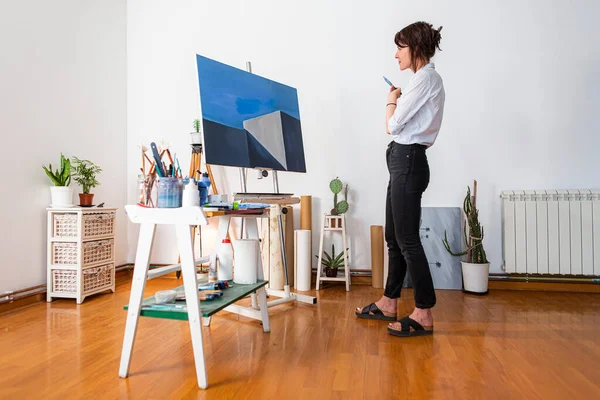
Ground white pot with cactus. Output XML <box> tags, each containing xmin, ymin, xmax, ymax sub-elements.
<box><xmin>191</xmin><ymin>119</ymin><xmax>202</xmax><ymax>145</ymax></box>
<box><xmin>42</xmin><ymin>154</ymin><xmax>74</xmax><ymax>208</ymax></box>
<box><xmin>442</xmin><ymin>181</ymin><xmax>490</xmax><ymax>294</ymax></box>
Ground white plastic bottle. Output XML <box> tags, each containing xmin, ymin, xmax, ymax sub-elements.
<box><xmin>217</xmin><ymin>238</ymin><xmax>234</xmax><ymax>281</ymax></box>
<box><xmin>182</xmin><ymin>179</ymin><xmax>199</xmax><ymax>207</ymax></box>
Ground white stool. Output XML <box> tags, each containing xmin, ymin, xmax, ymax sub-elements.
<box><xmin>316</xmin><ymin>214</ymin><xmax>351</xmax><ymax>291</ymax></box>
<box><xmin>118</xmin><ymin>205</ymin><xmax>270</xmax><ymax>389</ymax></box>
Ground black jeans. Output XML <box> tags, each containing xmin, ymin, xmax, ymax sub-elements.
<box><xmin>383</xmin><ymin>141</ymin><xmax>436</xmax><ymax>309</ymax></box>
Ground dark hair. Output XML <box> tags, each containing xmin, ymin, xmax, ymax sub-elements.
<box><xmin>394</xmin><ymin>22</ymin><xmax>443</xmax><ymax>70</ymax></box>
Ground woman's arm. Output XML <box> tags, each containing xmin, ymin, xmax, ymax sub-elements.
<box><xmin>385</xmin><ymin>87</ymin><xmax>401</xmax><ymax>135</ymax></box>
<box><xmin>386</xmin><ymin>74</ymin><xmax>431</xmax><ymax>135</ymax></box>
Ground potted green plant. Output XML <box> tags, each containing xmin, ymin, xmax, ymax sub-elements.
<box><xmin>72</xmin><ymin>157</ymin><xmax>102</xmax><ymax>207</ymax></box>
<box><xmin>316</xmin><ymin>244</ymin><xmax>348</xmax><ymax>278</ymax></box>
<box><xmin>42</xmin><ymin>154</ymin><xmax>73</xmax><ymax>207</ymax></box>
<box><xmin>329</xmin><ymin>177</ymin><xmax>349</xmax><ymax>228</ymax></box>
<box><xmin>442</xmin><ymin>181</ymin><xmax>490</xmax><ymax>294</ymax></box>
<box><xmin>191</xmin><ymin>119</ymin><xmax>202</xmax><ymax>145</ymax></box>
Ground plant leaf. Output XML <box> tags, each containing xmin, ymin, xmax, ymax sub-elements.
<box><xmin>42</xmin><ymin>166</ymin><xmax>60</xmax><ymax>186</ymax></box>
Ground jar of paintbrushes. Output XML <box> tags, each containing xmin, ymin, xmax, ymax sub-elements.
<box><xmin>157</xmin><ymin>177</ymin><xmax>183</xmax><ymax>208</ymax></box>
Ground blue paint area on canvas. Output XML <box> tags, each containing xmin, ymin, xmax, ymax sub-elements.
<box><xmin>197</xmin><ymin>55</ymin><xmax>300</xmax><ymax>129</ymax></box>
<box><xmin>280</xmin><ymin>112</ymin><xmax>306</xmax><ymax>173</ymax></box>
<box><xmin>202</xmin><ymin>119</ymin><xmax>250</xmax><ymax>167</ymax></box>
<box><xmin>196</xmin><ymin>55</ymin><xmax>307</xmax><ymax>172</ymax></box>
<box><xmin>247</xmin><ymin>134</ymin><xmax>286</xmax><ymax>171</ymax></box>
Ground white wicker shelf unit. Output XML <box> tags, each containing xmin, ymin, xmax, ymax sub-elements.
<box><xmin>47</xmin><ymin>207</ymin><xmax>118</xmax><ymax>304</ymax></box>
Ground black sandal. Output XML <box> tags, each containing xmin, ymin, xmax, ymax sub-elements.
<box><xmin>355</xmin><ymin>303</ymin><xmax>397</xmax><ymax>321</ymax></box>
<box><xmin>387</xmin><ymin>316</ymin><xmax>434</xmax><ymax>337</ymax></box>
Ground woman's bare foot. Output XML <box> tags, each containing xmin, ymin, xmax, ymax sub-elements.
<box><xmin>356</xmin><ymin>296</ymin><xmax>397</xmax><ymax>314</ymax></box>
<box><xmin>388</xmin><ymin>307</ymin><xmax>433</xmax><ymax>330</ymax></box>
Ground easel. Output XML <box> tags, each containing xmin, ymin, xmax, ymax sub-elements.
<box><xmin>237</xmin><ymin>61</ymin><xmax>316</xmax><ymax>308</ymax></box>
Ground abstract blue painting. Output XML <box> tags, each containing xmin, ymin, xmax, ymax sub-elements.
<box><xmin>196</xmin><ymin>55</ymin><xmax>306</xmax><ymax>172</ymax></box>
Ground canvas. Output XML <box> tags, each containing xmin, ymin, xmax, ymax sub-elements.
<box><xmin>196</xmin><ymin>55</ymin><xmax>306</xmax><ymax>172</ymax></box>
<box><xmin>402</xmin><ymin>207</ymin><xmax>464</xmax><ymax>290</ymax></box>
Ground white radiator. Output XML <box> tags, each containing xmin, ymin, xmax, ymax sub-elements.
<box><xmin>501</xmin><ymin>190</ymin><xmax>600</xmax><ymax>275</ymax></box>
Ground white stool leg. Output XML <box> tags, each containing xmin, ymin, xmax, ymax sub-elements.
<box><xmin>176</xmin><ymin>224</ymin><xmax>208</xmax><ymax>389</ymax></box>
<box><xmin>247</xmin><ymin>217</ymin><xmax>271</xmax><ymax>326</ymax></box>
<box><xmin>316</xmin><ymin>215</ymin><xmax>326</xmax><ymax>290</ymax></box>
<box><xmin>119</xmin><ymin>222</ymin><xmax>156</xmax><ymax>378</ymax></box>
<box><xmin>257</xmin><ymin>287</ymin><xmax>270</xmax><ymax>332</ymax></box>
<box><xmin>246</xmin><ymin>217</ymin><xmax>262</xmax><ymax>309</ymax></box>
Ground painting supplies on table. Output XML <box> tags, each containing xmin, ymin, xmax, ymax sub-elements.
<box><xmin>142</xmin><ymin>303</ymin><xmax>186</xmax><ymax>311</ymax></box>
<box><xmin>176</xmin><ymin>292</ymin><xmax>220</xmax><ymax>301</ymax></box>
<box><xmin>155</xmin><ymin>289</ymin><xmax>177</xmax><ymax>304</ymax></box>
<box><xmin>198</xmin><ymin>281</ymin><xmax>230</xmax><ymax>291</ymax></box>
<box><xmin>138</xmin><ymin>141</ymin><xmax>186</xmax><ymax>208</ymax></box>
<box><xmin>234</xmin><ymin>192</ymin><xmax>293</xmax><ymax>200</ymax></box>
<box><xmin>207</xmin><ymin>194</ymin><xmax>229</xmax><ymax>206</ymax></box>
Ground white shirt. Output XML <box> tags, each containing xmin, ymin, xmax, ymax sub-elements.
<box><xmin>388</xmin><ymin>63</ymin><xmax>445</xmax><ymax>147</ymax></box>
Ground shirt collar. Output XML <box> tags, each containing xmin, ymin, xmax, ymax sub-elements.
<box><xmin>420</xmin><ymin>62</ymin><xmax>435</xmax><ymax>71</ymax></box>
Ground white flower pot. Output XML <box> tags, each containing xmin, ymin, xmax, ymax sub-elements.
<box><xmin>461</xmin><ymin>261</ymin><xmax>490</xmax><ymax>294</ymax></box>
<box><xmin>50</xmin><ymin>186</ymin><xmax>74</xmax><ymax>208</ymax></box>
<box><xmin>190</xmin><ymin>132</ymin><xmax>202</xmax><ymax>145</ymax></box>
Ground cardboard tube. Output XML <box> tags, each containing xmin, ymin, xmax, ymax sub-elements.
<box><xmin>300</xmin><ymin>196</ymin><xmax>312</xmax><ymax>230</ymax></box>
<box><xmin>371</xmin><ymin>225</ymin><xmax>384</xmax><ymax>288</ymax></box>
<box><xmin>294</xmin><ymin>230</ymin><xmax>312</xmax><ymax>291</ymax></box>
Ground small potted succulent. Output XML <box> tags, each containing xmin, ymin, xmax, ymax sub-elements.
<box><xmin>191</xmin><ymin>119</ymin><xmax>202</xmax><ymax>145</ymax></box>
<box><xmin>442</xmin><ymin>182</ymin><xmax>490</xmax><ymax>294</ymax></box>
<box><xmin>316</xmin><ymin>244</ymin><xmax>348</xmax><ymax>277</ymax></box>
<box><xmin>72</xmin><ymin>157</ymin><xmax>102</xmax><ymax>207</ymax></box>
<box><xmin>42</xmin><ymin>154</ymin><xmax>73</xmax><ymax>207</ymax></box>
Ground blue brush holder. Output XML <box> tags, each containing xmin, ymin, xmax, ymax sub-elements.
<box><xmin>157</xmin><ymin>177</ymin><xmax>183</xmax><ymax>208</ymax></box>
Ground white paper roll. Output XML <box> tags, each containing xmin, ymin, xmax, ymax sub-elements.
<box><xmin>233</xmin><ymin>239</ymin><xmax>259</xmax><ymax>284</ymax></box>
<box><xmin>294</xmin><ymin>229</ymin><xmax>312</xmax><ymax>291</ymax></box>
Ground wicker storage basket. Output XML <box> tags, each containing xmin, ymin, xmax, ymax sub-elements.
<box><xmin>83</xmin><ymin>264</ymin><xmax>114</xmax><ymax>292</ymax></box>
<box><xmin>53</xmin><ymin>214</ymin><xmax>78</xmax><ymax>237</ymax></box>
<box><xmin>52</xmin><ymin>239</ymin><xmax>114</xmax><ymax>266</ymax></box>
<box><xmin>52</xmin><ymin>269</ymin><xmax>78</xmax><ymax>293</ymax></box>
<box><xmin>82</xmin><ymin>212</ymin><xmax>116</xmax><ymax>238</ymax></box>
<box><xmin>53</xmin><ymin>212</ymin><xmax>116</xmax><ymax>239</ymax></box>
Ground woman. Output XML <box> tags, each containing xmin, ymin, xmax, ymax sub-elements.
<box><xmin>356</xmin><ymin>21</ymin><xmax>445</xmax><ymax>337</ymax></box>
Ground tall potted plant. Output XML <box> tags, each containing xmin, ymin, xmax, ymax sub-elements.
<box><xmin>72</xmin><ymin>157</ymin><xmax>102</xmax><ymax>207</ymax></box>
<box><xmin>442</xmin><ymin>181</ymin><xmax>490</xmax><ymax>294</ymax></box>
<box><xmin>42</xmin><ymin>154</ymin><xmax>73</xmax><ymax>207</ymax></box>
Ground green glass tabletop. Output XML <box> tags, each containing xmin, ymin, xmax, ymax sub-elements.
<box><xmin>124</xmin><ymin>279</ymin><xmax>268</xmax><ymax>320</ymax></box>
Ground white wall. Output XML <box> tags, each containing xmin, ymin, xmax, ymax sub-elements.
<box><xmin>0</xmin><ymin>0</ymin><xmax>127</xmax><ymax>293</ymax></box>
<box><xmin>127</xmin><ymin>0</ymin><xmax>600</xmax><ymax>273</ymax></box>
